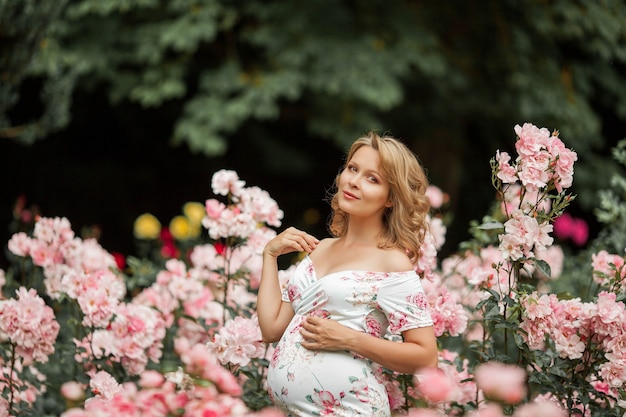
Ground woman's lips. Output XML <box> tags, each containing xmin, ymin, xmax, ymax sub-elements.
<box><xmin>343</xmin><ymin>191</ymin><xmax>358</xmax><ymax>200</ymax></box>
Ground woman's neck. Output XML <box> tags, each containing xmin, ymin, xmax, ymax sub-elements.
<box><xmin>340</xmin><ymin>218</ymin><xmax>385</xmax><ymax>247</ymax></box>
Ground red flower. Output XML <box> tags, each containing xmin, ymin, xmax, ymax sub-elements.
<box><xmin>111</xmin><ymin>252</ymin><xmax>126</xmax><ymax>269</ymax></box>
<box><xmin>214</xmin><ymin>241</ymin><xmax>226</xmax><ymax>255</ymax></box>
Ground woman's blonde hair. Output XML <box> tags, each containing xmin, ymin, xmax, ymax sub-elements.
<box><xmin>327</xmin><ymin>131</ymin><xmax>430</xmax><ymax>263</ymax></box>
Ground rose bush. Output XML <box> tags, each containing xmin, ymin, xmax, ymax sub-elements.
<box><xmin>1</xmin><ymin>124</ymin><xmax>625</xmax><ymax>416</ymax></box>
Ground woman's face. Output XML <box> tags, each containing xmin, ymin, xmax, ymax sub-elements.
<box><xmin>337</xmin><ymin>145</ymin><xmax>391</xmax><ymax>219</ymax></box>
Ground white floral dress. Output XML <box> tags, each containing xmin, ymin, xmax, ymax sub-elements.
<box><xmin>266</xmin><ymin>256</ymin><xmax>433</xmax><ymax>417</ymax></box>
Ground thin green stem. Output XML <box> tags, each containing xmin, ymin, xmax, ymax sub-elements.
<box><xmin>7</xmin><ymin>343</ymin><xmax>16</xmax><ymax>415</ymax></box>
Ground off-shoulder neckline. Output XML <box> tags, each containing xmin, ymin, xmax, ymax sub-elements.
<box><xmin>304</xmin><ymin>255</ymin><xmax>416</xmax><ymax>281</ymax></box>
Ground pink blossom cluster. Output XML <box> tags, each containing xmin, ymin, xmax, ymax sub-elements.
<box><xmin>7</xmin><ymin>217</ymin><xmax>120</xmax><ymax>299</ymax></box>
<box><xmin>520</xmin><ymin>289</ymin><xmax>626</xmax><ymax>400</ymax></box>
<box><xmin>438</xmin><ymin>247</ymin><xmax>511</xmax><ymax>340</ymax></box>
<box><xmin>474</xmin><ymin>362</ymin><xmax>527</xmax><ymax>404</ymax></box>
<box><xmin>496</xmin><ymin>123</ymin><xmax>578</xmax><ymax>193</ymax></box>
<box><xmin>421</xmin><ymin>278</ymin><xmax>468</xmax><ymax>337</ymax></box>
<box><xmin>499</xmin><ymin>184</ymin><xmax>552</xmax><ymax>218</ymax></box>
<box><xmin>409</xmin><ymin>355</ymin><xmax>567</xmax><ymax>417</ymax></box>
<box><xmin>134</xmin><ymin>241</ymin><xmax>270</xmax><ymax>365</ymax></box>
<box><xmin>0</xmin><ymin>287</ymin><xmax>60</xmax><ymax>365</ymax></box>
<box><xmin>61</xmin><ymin>365</ymin><xmax>284</xmax><ymax>417</ymax></box>
<box><xmin>76</xmin><ymin>303</ymin><xmax>167</xmax><ymax>376</ymax></box>
<box><xmin>492</xmin><ymin>125</ymin><xmax>576</xmax><ymax>266</ymax></box>
<box><xmin>133</xmin><ymin>256</ymin><xmax>224</xmax><ymax>350</ymax></box>
<box><xmin>65</xmin><ymin>268</ymin><xmax>126</xmax><ymax>327</ymax></box>
<box><xmin>7</xmin><ymin>217</ymin><xmax>168</xmax><ymax>377</ymax></box>
<box><xmin>189</xmin><ymin>227</ymin><xmax>275</xmax><ymax>290</ymax></box>
<box><xmin>443</xmin><ymin>247</ymin><xmax>510</xmax><ymax>296</ymax></box>
<box><xmin>591</xmin><ymin>250</ymin><xmax>625</xmax><ymax>289</ymax></box>
<box><xmin>408</xmin><ymin>349</ymin><xmax>477</xmax><ymax>411</ymax></box>
<box><xmin>207</xmin><ymin>315</ymin><xmax>266</xmax><ymax>367</ymax></box>
<box><xmin>497</xmin><ymin>183</ymin><xmax>565</xmax><ymax>278</ymax></box>
<box><xmin>203</xmin><ymin>170</ymin><xmax>284</xmax><ymax>240</ymax></box>
<box><xmin>498</xmin><ymin>209</ymin><xmax>553</xmax><ymax>261</ymax></box>
<box><xmin>425</xmin><ymin>185</ymin><xmax>448</xmax><ymax>209</ymax></box>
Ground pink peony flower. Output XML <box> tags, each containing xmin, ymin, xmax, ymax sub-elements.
<box><xmin>514</xmin><ymin>123</ymin><xmax>551</xmax><ymax>157</ymax></box>
<box><xmin>204</xmin><ymin>198</ymin><xmax>226</xmax><ymax>220</ymax></box>
<box><xmin>495</xmin><ymin>151</ymin><xmax>518</xmax><ymax>184</ymax></box>
<box><xmin>89</xmin><ymin>371</ymin><xmax>122</xmax><ymax>399</ymax></box>
<box><xmin>415</xmin><ymin>367</ymin><xmax>456</xmax><ymax>403</ymax></box>
<box><xmin>591</xmin><ymin>250</ymin><xmax>625</xmax><ymax>286</ymax></box>
<box><xmin>474</xmin><ymin>362</ymin><xmax>527</xmax><ymax>404</ymax></box>
<box><xmin>7</xmin><ymin>232</ymin><xmax>32</xmax><ymax>257</ymax></box>
<box><xmin>207</xmin><ymin>315</ymin><xmax>265</xmax><ymax>367</ymax></box>
<box><xmin>61</xmin><ymin>381</ymin><xmax>85</xmax><ymax>401</ymax></box>
<box><xmin>425</xmin><ymin>185</ymin><xmax>447</xmax><ymax>208</ymax></box>
<box><xmin>211</xmin><ymin>169</ymin><xmax>245</xmax><ymax>197</ymax></box>
<box><xmin>138</xmin><ymin>370</ymin><xmax>165</xmax><ymax>389</ymax></box>
<box><xmin>177</xmin><ymin>342</ymin><xmax>243</xmax><ymax>396</ymax></box>
<box><xmin>0</xmin><ymin>287</ymin><xmax>60</xmax><ymax>365</ymax></box>
<box><xmin>239</xmin><ymin>186</ymin><xmax>284</xmax><ymax>227</ymax></box>
<box><xmin>499</xmin><ymin>210</ymin><xmax>553</xmax><ymax>261</ymax></box>
<box><xmin>423</xmin><ymin>284</ymin><xmax>468</xmax><ymax>337</ymax></box>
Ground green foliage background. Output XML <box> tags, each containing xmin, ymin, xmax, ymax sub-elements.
<box><xmin>1</xmin><ymin>0</ymin><xmax>626</xmax><ymax>261</ymax></box>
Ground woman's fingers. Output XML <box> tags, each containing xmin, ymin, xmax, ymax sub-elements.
<box><xmin>289</xmin><ymin>231</ymin><xmax>318</xmax><ymax>253</ymax></box>
<box><xmin>267</xmin><ymin>227</ymin><xmax>319</xmax><ymax>256</ymax></box>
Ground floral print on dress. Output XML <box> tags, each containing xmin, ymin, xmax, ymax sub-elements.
<box><xmin>307</xmin><ymin>389</ymin><xmax>344</xmax><ymax>416</ymax></box>
<box><xmin>267</xmin><ymin>256</ymin><xmax>433</xmax><ymax>417</ymax></box>
<box><xmin>286</xmin><ymin>283</ymin><xmax>301</xmax><ymax>302</ymax></box>
<box><xmin>406</xmin><ymin>292</ymin><xmax>429</xmax><ymax>311</ymax></box>
<box><xmin>365</xmin><ymin>313</ymin><xmax>384</xmax><ymax>338</ymax></box>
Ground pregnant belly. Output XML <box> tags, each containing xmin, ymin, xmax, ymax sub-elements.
<box><xmin>266</xmin><ymin>332</ymin><xmax>390</xmax><ymax>416</ymax></box>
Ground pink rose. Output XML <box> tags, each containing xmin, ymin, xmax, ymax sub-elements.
<box><xmin>415</xmin><ymin>367</ymin><xmax>455</xmax><ymax>403</ymax></box>
<box><xmin>425</xmin><ymin>185</ymin><xmax>447</xmax><ymax>208</ymax></box>
<box><xmin>211</xmin><ymin>169</ymin><xmax>245</xmax><ymax>196</ymax></box>
<box><xmin>60</xmin><ymin>381</ymin><xmax>85</xmax><ymax>402</ymax></box>
<box><xmin>204</xmin><ymin>199</ymin><xmax>226</xmax><ymax>220</ymax></box>
<box><xmin>474</xmin><ymin>362</ymin><xmax>527</xmax><ymax>404</ymax></box>
<box><xmin>139</xmin><ymin>370</ymin><xmax>165</xmax><ymax>389</ymax></box>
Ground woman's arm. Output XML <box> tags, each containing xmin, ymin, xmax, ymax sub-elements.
<box><xmin>257</xmin><ymin>227</ymin><xmax>319</xmax><ymax>343</ymax></box>
<box><xmin>299</xmin><ymin>316</ymin><xmax>438</xmax><ymax>374</ymax></box>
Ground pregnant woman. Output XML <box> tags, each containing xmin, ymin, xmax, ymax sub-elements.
<box><xmin>257</xmin><ymin>132</ymin><xmax>438</xmax><ymax>416</ymax></box>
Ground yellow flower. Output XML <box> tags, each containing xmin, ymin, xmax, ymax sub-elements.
<box><xmin>182</xmin><ymin>202</ymin><xmax>205</xmax><ymax>226</ymax></box>
<box><xmin>169</xmin><ymin>215</ymin><xmax>197</xmax><ymax>240</ymax></box>
<box><xmin>134</xmin><ymin>213</ymin><xmax>161</xmax><ymax>239</ymax></box>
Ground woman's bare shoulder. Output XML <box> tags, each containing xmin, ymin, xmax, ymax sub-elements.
<box><xmin>377</xmin><ymin>247</ymin><xmax>414</xmax><ymax>272</ymax></box>
<box><xmin>309</xmin><ymin>237</ymin><xmax>336</xmax><ymax>258</ymax></box>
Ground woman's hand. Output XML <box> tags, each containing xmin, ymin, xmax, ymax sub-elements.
<box><xmin>264</xmin><ymin>227</ymin><xmax>319</xmax><ymax>258</ymax></box>
<box><xmin>299</xmin><ymin>315</ymin><xmax>353</xmax><ymax>352</ymax></box>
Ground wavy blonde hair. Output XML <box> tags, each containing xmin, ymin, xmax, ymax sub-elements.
<box><xmin>327</xmin><ymin>132</ymin><xmax>430</xmax><ymax>263</ymax></box>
